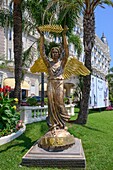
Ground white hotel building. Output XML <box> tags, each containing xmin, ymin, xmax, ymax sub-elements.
<box><xmin>0</xmin><ymin>1</ymin><xmax>111</xmax><ymax>108</ymax></box>
<box><xmin>71</xmin><ymin>18</ymin><xmax>110</xmax><ymax>108</ymax></box>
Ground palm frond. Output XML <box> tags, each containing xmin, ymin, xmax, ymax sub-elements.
<box><xmin>42</xmin><ymin>0</ymin><xmax>59</xmax><ymax>25</ymax></box>
<box><xmin>109</xmin><ymin>67</ymin><xmax>113</xmax><ymax>72</ymax></box>
<box><xmin>69</xmin><ymin>34</ymin><xmax>82</xmax><ymax>58</ymax></box>
<box><xmin>103</xmin><ymin>0</ymin><xmax>113</xmax><ymax>6</ymax></box>
<box><xmin>91</xmin><ymin>0</ymin><xmax>113</xmax><ymax>12</ymax></box>
<box><xmin>0</xmin><ymin>8</ymin><xmax>13</xmax><ymax>27</ymax></box>
<box><xmin>22</xmin><ymin>41</ymin><xmax>38</xmax><ymax>68</ymax></box>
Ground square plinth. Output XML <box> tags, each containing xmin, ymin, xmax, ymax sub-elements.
<box><xmin>21</xmin><ymin>138</ymin><xmax>86</xmax><ymax>169</ymax></box>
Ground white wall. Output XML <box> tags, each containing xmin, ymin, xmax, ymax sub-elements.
<box><xmin>89</xmin><ymin>75</ymin><xmax>109</xmax><ymax>108</ymax></box>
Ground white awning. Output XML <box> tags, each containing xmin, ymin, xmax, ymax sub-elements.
<box><xmin>3</xmin><ymin>78</ymin><xmax>30</xmax><ymax>90</ymax></box>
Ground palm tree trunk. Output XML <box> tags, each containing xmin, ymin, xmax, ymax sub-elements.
<box><xmin>76</xmin><ymin>12</ymin><xmax>95</xmax><ymax>124</ymax></box>
<box><xmin>13</xmin><ymin>1</ymin><xmax>22</xmax><ymax>104</ymax></box>
<box><xmin>0</xmin><ymin>0</ymin><xmax>3</xmax><ymax>6</ymax></box>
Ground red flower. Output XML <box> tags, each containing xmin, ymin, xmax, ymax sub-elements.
<box><xmin>0</xmin><ymin>88</ymin><xmax>3</xmax><ymax>92</ymax></box>
<box><xmin>5</xmin><ymin>86</ymin><xmax>11</xmax><ymax>92</ymax></box>
<box><xmin>3</xmin><ymin>87</ymin><xmax>6</xmax><ymax>93</ymax></box>
<box><xmin>8</xmin><ymin>86</ymin><xmax>11</xmax><ymax>91</ymax></box>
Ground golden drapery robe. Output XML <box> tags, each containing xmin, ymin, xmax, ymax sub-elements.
<box><xmin>47</xmin><ymin>60</ymin><xmax>70</xmax><ymax>129</ymax></box>
<box><xmin>30</xmin><ymin>56</ymin><xmax>90</xmax><ymax>129</ymax></box>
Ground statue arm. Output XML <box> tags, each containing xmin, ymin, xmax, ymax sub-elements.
<box><xmin>61</xmin><ymin>27</ymin><xmax>69</xmax><ymax>68</ymax></box>
<box><xmin>37</xmin><ymin>28</ymin><xmax>50</xmax><ymax>68</ymax></box>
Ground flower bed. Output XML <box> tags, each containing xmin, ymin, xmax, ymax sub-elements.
<box><xmin>106</xmin><ymin>106</ymin><xmax>113</xmax><ymax>111</ymax></box>
<box><xmin>0</xmin><ymin>124</ymin><xmax>26</xmax><ymax>146</ymax></box>
<box><xmin>0</xmin><ymin>86</ymin><xmax>24</xmax><ymax>140</ymax></box>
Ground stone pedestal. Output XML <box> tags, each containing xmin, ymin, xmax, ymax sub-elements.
<box><xmin>21</xmin><ymin>138</ymin><xmax>86</xmax><ymax>169</ymax></box>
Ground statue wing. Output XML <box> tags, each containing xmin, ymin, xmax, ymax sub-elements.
<box><xmin>63</xmin><ymin>57</ymin><xmax>90</xmax><ymax>79</ymax></box>
<box><xmin>30</xmin><ymin>57</ymin><xmax>48</xmax><ymax>74</ymax></box>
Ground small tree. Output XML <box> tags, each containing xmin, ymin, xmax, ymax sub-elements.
<box><xmin>106</xmin><ymin>67</ymin><xmax>113</xmax><ymax>105</ymax></box>
<box><xmin>73</xmin><ymin>76</ymin><xmax>83</xmax><ymax>107</ymax></box>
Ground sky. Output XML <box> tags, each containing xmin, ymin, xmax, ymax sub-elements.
<box><xmin>95</xmin><ymin>5</ymin><xmax>113</xmax><ymax>68</ymax></box>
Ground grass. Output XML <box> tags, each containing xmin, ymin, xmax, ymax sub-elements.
<box><xmin>0</xmin><ymin>110</ymin><xmax>113</xmax><ymax>170</ymax></box>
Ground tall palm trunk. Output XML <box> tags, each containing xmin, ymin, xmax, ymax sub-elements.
<box><xmin>76</xmin><ymin>12</ymin><xmax>95</xmax><ymax>124</ymax></box>
<box><xmin>13</xmin><ymin>1</ymin><xmax>22</xmax><ymax>103</ymax></box>
<box><xmin>0</xmin><ymin>0</ymin><xmax>3</xmax><ymax>6</ymax></box>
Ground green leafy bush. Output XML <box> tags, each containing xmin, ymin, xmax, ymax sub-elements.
<box><xmin>0</xmin><ymin>86</ymin><xmax>22</xmax><ymax>137</ymax></box>
<box><xmin>27</xmin><ymin>97</ymin><xmax>37</xmax><ymax>106</ymax></box>
<box><xmin>44</xmin><ymin>97</ymin><xmax>48</xmax><ymax>105</ymax></box>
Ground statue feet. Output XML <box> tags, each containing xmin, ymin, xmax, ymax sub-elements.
<box><xmin>38</xmin><ymin>128</ymin><xmax>75</xmax><ymax>152</ymax></box>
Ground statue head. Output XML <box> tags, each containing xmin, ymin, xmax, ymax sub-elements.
<box><xmin>50</xmin><ymin>47</ymin><xmax>61</xmax><ymax>60</ymax></box>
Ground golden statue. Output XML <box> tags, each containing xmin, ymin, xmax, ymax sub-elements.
<box><xmin>30</xmin><ymin>25</ymin><xmax>90</xmax><ymax>151</ymax></box>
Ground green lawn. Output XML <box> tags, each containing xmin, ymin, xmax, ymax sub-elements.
<box><xmin>0</xmin><ymin>110</ymin><xmax>113</xmax><ymax>170</ymax></box>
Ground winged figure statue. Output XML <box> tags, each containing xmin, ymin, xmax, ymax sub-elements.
<box><xmin>30</xmin><ymin>25</ymin><xmax>90</xmax><ymax>130</ymax></box>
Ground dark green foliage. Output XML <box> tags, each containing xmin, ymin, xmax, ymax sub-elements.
<box><xmin>44</xmin><ymin>97</ymin><xmax>48</xmax><ymax>105</ymax></box>
<box><xmin>25</xmin><ymin>0</ymin><xmax>50</xmax><ymax>27</ymax></box>
<box><xmin>69</xmin><ymin>34</ymin><xmax>82</xmax><ymax>57</ymax></box>
<box><xmin>106</xmin><ymin>67</ymin><xmax>113</xmax><ymax>103</ymax></box>
<box><xmin>45</xmin><ymin>41</ymin><xmax>60</xmax><ymax>56</ymax></box>
<box><xmin>0</xmin><ymin>96</ymin><xmax>20</xmax><ymax>137</ymax></box>
<box><xmin>26</xmin><ymin>97</ymin><xmax>37</xmax><ymax>106</ymax></box>
<box><xmin>45</xmin><ymin>0</ymin><xmax>82</xmax><ymax>34</ymax></box>
<box><xmin>0</xmin><ymin>8</ymin><xmax>13</xmax><ymax>27</ymax></box>
<box><xmin>73</xmin><ymin>76</ymin><xmax>83</xmax><ymax>107</ymax></box>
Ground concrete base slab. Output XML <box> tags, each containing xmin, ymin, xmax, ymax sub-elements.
<box><xmin>21</xmin><ymin>138</ymin><xmax>86</xmax><ymax>169</ymax></box>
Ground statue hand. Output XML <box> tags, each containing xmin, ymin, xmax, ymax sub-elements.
<box><xmin>62</xmin><ymin>26</ymin><xmax>68</xmax><ymax>35</ymax></box>
<box><xmin>36</xmin><ymin>27</ymin><xmax>44</xmax><ymax>36</ymax></box>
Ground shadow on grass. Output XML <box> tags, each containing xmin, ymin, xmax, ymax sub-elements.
<box><xmin>68</xmin><ymin>123</ymin><xmax>105</xmax><ymax>136</ymax></box>
<box><xmin>82</xmin><ymin>125</ymin><xmax>105</xmax><ymax>133</ymax></box>
<box><xmin>0</xmin><ymin>133</ymin><xmax>37</xmax><ymax>154</ymax></box>
<box><xmin>74</xmin><ymin>107</ymin><xmax>106</xmax><ymax>115</ymax></box>
<box><xmin>89</xmin><ymin>107</ymin><xmax>106</xmax><ymax>114</ymax></box>
<box><xmin>0</xmin><ymin>121</ymin><xmax>48</xmax><ymax>154</ymax></box>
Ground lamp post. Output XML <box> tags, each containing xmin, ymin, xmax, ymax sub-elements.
<box><xmin>41</xmin><ymin>72</ymin><xmax>44</xmax><ymax>107</ymax></box>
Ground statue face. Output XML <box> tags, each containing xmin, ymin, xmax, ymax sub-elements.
<box><xmin>51</xmin><ymin>48</ymin><xmax>60</xmax><ymax>61</ymax></box>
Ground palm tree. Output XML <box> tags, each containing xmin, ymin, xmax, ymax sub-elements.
<box><xmin>13</xmin><ymin>0</ymin><xmax>22</xmax><ymax>103</ymax></box>
<box><xmin>0</xmin><ymin>0</ymin><xmax>3</xmax><ymax>6</ymax></box>
<box><xmin>0</xmin><ymin>0</ymin><xmax>28</xmax><ymax>104</ymax></box>
<box><xmin>0</xmin><ymin>1</ymin><xmax>21</xmax><ymax>100</ymax></box>
<box><xmin>76</xmin><ymin>0</ymin><xmax>113</xmax><ymax>124</ymax></box>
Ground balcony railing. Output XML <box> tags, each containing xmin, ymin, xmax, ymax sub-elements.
<box><xmin>20</xmin><ymin>104</ymin><xmax>75</xmax><ymax>124</ymax></box>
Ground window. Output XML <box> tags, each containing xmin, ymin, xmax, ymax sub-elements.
<box><xmin>9</xmin><ymin>29</ymin><xmax>12</xmax><ymax>40</ymax></box>
<box><xmin>8</xmin><ymin>48</ymin><xmax>11</xmax><ymax>60</ymax></box>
